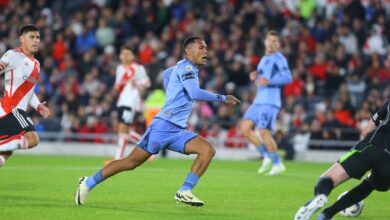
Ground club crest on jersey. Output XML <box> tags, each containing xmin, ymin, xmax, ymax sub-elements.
<box><xmin>185</xmin><ymin>65</ymin><xmax>193</xmax><ymax>71</ymax></box>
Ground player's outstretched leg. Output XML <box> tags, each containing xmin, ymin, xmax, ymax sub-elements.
<box><xmin>295</xmin><ymin>194</ymin><xmax>328</xmax><ymax>220</ymax></box>
<box><xmin>0</xmin><ymin>151</ymin><xmax>12</xmax><ymax>168</ymax></box>
<box><xmin>295</xmin><ymin>163</ymin><xmax>350</xmax><ymax>219</ymax></box>
<box><xmin>174</xmin><ymin>136</ymin><xmax>215</xmax><ymax>206</ymax></box>
<box><xmin>294</xmin><ymin>176</ymin><xmax>334</xmax><ymax>220</ymax></box>
<box><xmin>75</xmin><ymin>147</ymin><xmax>151</xmax><ymax>205</ymax></box>
<box><xmin>319</xmin><ymin>178</ymin><xmax>374</xmax><ymax>219</ymax></box>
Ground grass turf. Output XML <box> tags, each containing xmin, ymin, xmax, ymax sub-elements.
<box><xmin>0</xmin><ymin>155</ymin><xmax>389</xmax><ymax>220</ymax></box>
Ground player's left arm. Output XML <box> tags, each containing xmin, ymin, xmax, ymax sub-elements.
<box><xmin>30</xmin><ymin>93</ymin><xmax>50</xmax><ymax>119</ymax></box>
<box><xmin>133</xmin><ymin>65</ymin><xmax>151</xmax><ymax>90</ymax></box>
<box><xmin>361</xmin><ymin>100</ymin><xmax>390</xmax><ymax>138</ymax></box>
<box><xmin>267</xmin><ymin>56</ymin><xmax>292</xmax><ymax>86</ymax></box>
<box><xmin>113</xmin><ymin>66</ymin><xmax>124</xmax><ymax>94</ymax></box>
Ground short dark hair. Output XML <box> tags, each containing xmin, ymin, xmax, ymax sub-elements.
<box><xmin>19</xmin><ymin>24</ymin><xmax>39</xmax><ymax>36</ymax></box>
<box><xmin>266</xmin><ymin>30</ymin><xmax>280</xmax><ymax>39</ymax></box>
<box><xmin>183</xmin><ymin>36</ymin><xmax>203</xmax><ymax>50</ymax></box>
<box><xmin>120</xmin><ymin>44</ymin><xmax>134</xmax><ymax>52</ymax></box>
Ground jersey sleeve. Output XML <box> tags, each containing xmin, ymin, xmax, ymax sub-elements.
<box><xmin>133</xmin><ymin>65</ymin><xmax>150</xmax><ymax>87</ymax></box>
<box><xmin>268</xmin><ymin>56</ymin><xmax>292</xmax><ymax>86</ymax></box>
<box><xmin>163</xmin><ymin>66</ymin><xmax>174</xmax><ymax>91</ymax></box>
<box><xmin>29</xmin><ymin>93</ymin><xmax>41</xmax><ymax>111</ymax></box>
<box><xmin>372</xmin><ymin>100</ymin><xmax>390</xmax><ymax>126</ymax></box>
<box><xmin>179</xmin><ymin>64</ymin><xmax>226</xmax><ymax>102</ymax></box>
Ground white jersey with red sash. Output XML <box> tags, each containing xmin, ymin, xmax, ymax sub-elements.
<box><xmin>0</xmin><ymin>48</ymin><xmax>40</xmax><ymax>117</ymax></box>
<box><xmin>115</xmin><ymin>63</ymin><xmax>149</xmax><ymax>111</ymax></box>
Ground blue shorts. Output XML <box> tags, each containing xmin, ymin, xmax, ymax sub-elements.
<box><xmin>243</xmin><ymin>104</ymin><xmax>279</xmax><ymax>130</ymax></box>
<box><xmin>137</xmin><ymin>118</ymin><xmax>198</xmax><ymax>155</ymax></box>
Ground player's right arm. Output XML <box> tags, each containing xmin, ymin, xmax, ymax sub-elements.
<box><xmin>254</xmin><ymin>57</ymin><xmax>272</xmax><ymax>86</ymax></box>
<box><xmin>113</xmin><ymin>66</ymin><xmax>124</xmax><ymax>93</ymax></box>
<box><xmin>361</xmin><ymin>100</ymin><xmax>390</xmax><ymax>138</ymax></box>
<box><xmin>0</xmin><ymin>61</ymin><xmax>8</xmax><ymax>73</ymax></box>
<box><xmin>0</xmin><ymin>51</ymin><xmax>11</xmax><ymax>74</ymax></box>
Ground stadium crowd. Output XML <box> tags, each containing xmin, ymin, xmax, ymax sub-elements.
<box><xmin>0</xmin><ymin>0</ymin><xmax>389</xmax><ymax>158</ymax></box>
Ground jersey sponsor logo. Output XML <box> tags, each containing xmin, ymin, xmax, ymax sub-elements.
<box><xmin>23</xmin><ymin>75</ymin><xmax>38</xmax><ymax>84</ymax></box>
<box><xmin>181</xmin><ymin>71</ymin><xmax>195</xmax><ymax>81</ymax></box>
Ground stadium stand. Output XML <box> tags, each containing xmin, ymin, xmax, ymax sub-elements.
<box><xmin>0</xmin><ymin>0</ymin><xmax>389</xmax><ymax>159</ymax></box>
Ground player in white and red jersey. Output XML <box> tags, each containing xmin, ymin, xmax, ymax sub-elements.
<box><xmin>107</xmin><ymin>45</ymin><xmax>150</xmax><ymax>163</ymax></box>
<box><xmin>0</xmin><ymin>24</ymin><xmax>50</xmax><ymax>167</ymax></box>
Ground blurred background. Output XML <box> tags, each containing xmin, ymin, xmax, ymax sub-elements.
<box><xmin>0</xmin><ymin>0</ymin><xmax>389</xmax><ymax>161</ymax></box>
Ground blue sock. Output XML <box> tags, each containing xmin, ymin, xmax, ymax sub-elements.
<box><xmin>269</xmin><ymin>152</ymin><xmax>281</xmax><ymax>165</ymax></box>
<box><xmin>256</xmin><ymin>144</ymin><xmax>269</xmax><ymax>158</ymax></box>
<box><xmin>179</xmin><ymin>172</ymin><xmax>199</xmax><ymax>191</ymax></box>
<box><xmin>86</xmin><ymin>169</ymin><xmax>105</xmax><ymax>190</ymax></box>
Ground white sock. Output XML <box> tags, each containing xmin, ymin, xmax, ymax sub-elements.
<box><xmin>0</xmin><ymin>135</ymin><xmax>28</xmax><ymax>152</ymax></box>
<box><xmin>0</xmin><ymin>156</ymin><xmax>5</xmax><ymax>167</ymax></box>
<box><xmin>115</xmin><ymin>134</ymin><xmax>128</xmax><ymax>160</ymax></box>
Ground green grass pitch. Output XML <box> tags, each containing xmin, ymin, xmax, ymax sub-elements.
<box><xmin>0</xmin><ymin>155</ymin><xmax>389</xmax><ymax>219</ymax></box>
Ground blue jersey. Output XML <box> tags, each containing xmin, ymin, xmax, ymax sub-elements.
<box><xmin>156</xmin><ymin>59</ymin><xmax>226</xmax><ymax>128</ymax></box>
<box><xmin>253</xmin><ymin>52</ymin><xmax>292</xmax><ymax>108</ymax></box>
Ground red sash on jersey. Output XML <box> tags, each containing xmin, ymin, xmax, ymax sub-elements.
<box><xmin>1</xmin><ymin>62</ymin><xmax>39</xmax><ymax>113</ymax></box>
<box><xmin>118</xmin><ymin>66</ymin><xmax>135</xmax><ymax>93</ymax></box>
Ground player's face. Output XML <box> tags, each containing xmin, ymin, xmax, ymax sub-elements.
<box><xmin>187</xmin><ymin>39</ymin><xmax>208</xmax><ymax>66</ymax></box>
<box><xmin>20</xmin><ymin>31</ymin><xmax>40</xmax><ymax>55</ymax></box>
<box><xmin>119</xmin><ymin>49</ymin><xmax>134</xmax><ymax>65</ymax></box>
<box><xmin>264</xmin><ymin>35</ymin><xmax>280</xmax><ymax>54</ymax></box>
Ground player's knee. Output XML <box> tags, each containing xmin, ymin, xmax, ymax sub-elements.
<box><xmin>202</xmin><ymin>145</ymin><xmax>215</xmax><ymax>159</ymax></box>
<box><xmin>373</xmin><ymin>184</ymin><xmax>389</xmax><ymax>192</ymax></box>
<box><xmin>208</xmin><ymin>147</ymin><xmax>216</xmax><ymax>158</ymax></box>
<box><xmin>124</xmin><ymin>161</ymin><xmax>137</xmax><ymax>171</ymax></box>
<box><xmin>239</xmin><ymin>124</ymin><xmax>251</xmax><ymax>137</ymax></box>
<box><xmin>258</xmin><ymin>129</ymin><xmax>269</xmax><ymax>138</ymax></box>
<box><xmin>27</xmin><ymin>135</ymin><xmax>39</xmax><ymax>148</ymax></box>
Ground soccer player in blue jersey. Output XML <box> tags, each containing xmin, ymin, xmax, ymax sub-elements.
<box><xmin>239</xmin><ymin>30</ymin><xmax>292</xmax><ymax>175</ymax></box>
<box><xmin>75</xmin><ymin>36</ymin><xmax>240</xmax><ymax>206</ymax></box>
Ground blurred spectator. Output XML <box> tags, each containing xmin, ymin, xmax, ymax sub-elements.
<box><xmin>363</xmin><ymin>24</ymin><xmax>387</xmax><ymax>56</ymax></box>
